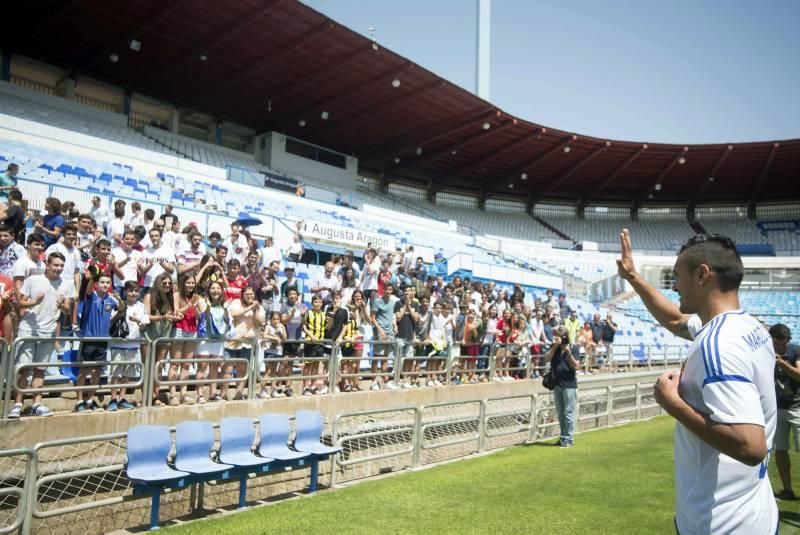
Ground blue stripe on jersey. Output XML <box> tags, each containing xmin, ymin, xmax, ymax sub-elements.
<box><xmin>700</xmin><ymin>315</ymin><xmax>723</xmax><ymax>377</ymax></box>
<box><xmin>702</xmin><ymin>374</ymin><xmax>752</xmax><ymax>387</ymax></box>
<box><xmin>712</xmin><ymin>315</ymin><xmax>727</xmax><ymax>375</ymax></box>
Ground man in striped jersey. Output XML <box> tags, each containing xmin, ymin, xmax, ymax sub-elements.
<box><xmin>617</xmin><ymin>230</ymin><xmax>777</xmax><ymax>534</ymax></box>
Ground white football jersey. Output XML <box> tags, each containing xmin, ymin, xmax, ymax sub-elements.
<box><xmin>675</xmin><ymin>310</ymin><xmax>778</xmax><ymax>534</ymax></box>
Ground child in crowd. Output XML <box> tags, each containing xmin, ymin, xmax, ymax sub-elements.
<box><xmin>224</xmin><ymin>259</ymin><xmax>247</xmax><ymax>301</ymax></box>
<box><xmin>75</xmin><ymin>272</ymin><xmax>121</xmax><ymax>412</ymax></box>
<box><xmin>260</xmin><ymin>310</ymin><xmax>287</xmax><ymax>398</ymax></box>
<box><xmin>108</xmin><ymin>281</ymin><xmax>147</xmax><ymax>410</ymax></box>
<box><xmin>302</xmin><ymin>294</ymin><xmax>327</xmax><ymax>395</ymax></box>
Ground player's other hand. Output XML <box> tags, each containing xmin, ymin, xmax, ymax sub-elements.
<box><xmin>616</xmin><ymin>228</ymin><xmax>638</xmax><ymax>281</ymax></box>
<box><xmin>654</xmin><ymin>370</ymin><xmax>682</xmax><ymax>412</ymax></box>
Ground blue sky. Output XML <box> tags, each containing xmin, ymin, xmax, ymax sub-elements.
<box><xmin>302</xmin><ymin>1</ymin><xmax>800</xmax><ymax>144</ymax></box>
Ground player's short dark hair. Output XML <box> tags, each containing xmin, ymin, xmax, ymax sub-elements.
<box><xmin>769</xmin><ymin>323</ymin><xmax>791</xmax><ymax>341</ymax></box>
<box><xmin>678</xmin><ymin>234</ymin><xmax>744</xmax><ymax>292</ymax></box>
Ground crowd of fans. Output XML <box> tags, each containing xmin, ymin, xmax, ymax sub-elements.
<box><xmin>0</xmin><ymin>164</ymin><xmax>619</xmax><ymax>418</ymax></box>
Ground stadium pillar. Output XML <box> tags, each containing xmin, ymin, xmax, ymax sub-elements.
<box><xmin>525</xmin><ymin>194</ymin><xmax>535</xmax><ymax>216</ymax></box>
<box><xmin>379</xmin><ymin>171</ymin><xmax>389</xmax><ymax>194</ymax></box>
<box><xmin>630</xmin><ymin>201</ymin><xmax>639</xmax><ymax>221</ymax></box>
<box><xmin>747</xmin><ymin>202</ymin><xmax>757</xmax><ymax>220</ymax></box>
<box><xmin>427</xmin><ymin>180</ymin><xmax>437</xmax><ymax>204</ymax></box>
<box><xmin>169</xmin><ymin>108</ymin><xmax>180</xmax><ymax>133</ymax></box>
<box><xmin>0</xmin><ymin>51</ymin><xmax>10</xmax><ymax>82</ymax></box>
<box><xmin>122</xmin><ymin>89</ymin><xmax>132</xmax><ymax>117</ymax></box>
<box><xmin>478</xmin><ymin>186</ymin><xmax>487</xmax><ymax>211</ymax></box>
<box><xmin>577</xmin><ymin>203</ymin><xmax>585</xmax><ymax>219</ymax></box>
<box><xmin>55</xmin><ymin>77</ymin><xmax>75</xmax><ymax>100</ymax></box>
<box><xmin>215</xmin><ymin>122</ymin><xmax>223</xmax><ymax>145</ymax></box>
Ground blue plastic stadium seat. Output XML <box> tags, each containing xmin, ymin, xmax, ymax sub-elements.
<box><xmin>126</xmin><ymin>425</ymin><xmax>189</xmax><ymax>530</ymax></box>
<box><xmin>293</xmin><ymin>410</ymin><xmax>341</xmax><ymax>457</ymax></box>
<box><xmin>219</xmin><ymin>417</ymin><xmax>273</xmax><ymax>508</ymax></box>
<box><xmin>258</xmin><ymin>414</ymin><xmax>311</xmax><ymax>462</ymax></box>
<box><xmin>175</xmin><ymin>421</ymin><xmax>233</xmax><ymax>476</ymax></box>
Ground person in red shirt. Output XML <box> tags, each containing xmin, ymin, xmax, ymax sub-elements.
<box><xmin>224</xmin><ymin>259</ymin><xmax>247</xmax><ymax>302</ymax></box>
<box><xmin>377</xmin><ymin>259</ymin><xmax>392</xmax><ymax>297</ymax></box>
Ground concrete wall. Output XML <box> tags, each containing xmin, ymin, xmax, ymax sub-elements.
<box><xmin>260</xmin><ymin>132</ymin><xmax>358</xmax><ymax>188</ymax></box>
<box><xmin>0</xmin><ymin>371</ymin><xmax>660</xmax><ymax>450</ymax></box>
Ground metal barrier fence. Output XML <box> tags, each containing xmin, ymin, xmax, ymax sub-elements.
<box><xmin>1</xmin><ymin>335</ymin><xmax>687</xmax><ymax>419</ymax></box>
<box><xmin>0</xmin><ymin>380</ymin><xmax>665</xmax><ymax>534</ymax></box>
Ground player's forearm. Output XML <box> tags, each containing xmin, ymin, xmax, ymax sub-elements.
<box><xmin>627</xmin><ymin>273</ymin><xmax>689</xmax><ymax>339</ymax></box>
<box><xmin>777</xmin><ymin>360</ymin><xmax>800</xmax><ymax>382</ymax></box>
<box><xmin>664</xmin><ymin>398</ymin><xmax>767</xmax><ymax>466</ymax></box>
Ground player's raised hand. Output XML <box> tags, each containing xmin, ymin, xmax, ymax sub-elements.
<box><xmin>616</xmin><ymin>228</ymin><xmax>637</xmax><ymax>281</ymax></box>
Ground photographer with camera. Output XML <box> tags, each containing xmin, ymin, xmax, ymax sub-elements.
<box><xmin>545</xmin><ymin>325</ymin><xmax>580</xmax><ymax>448</ymax></box>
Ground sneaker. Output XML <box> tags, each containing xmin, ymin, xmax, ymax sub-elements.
<box><xmin>118</xmin><ymin>399</ymin><xmax>135</xmax><ymax>410</ymax></box>
<box><xmin>401</xmin><ymin>381</ymin><xmax>411</xmax><ymax>389</ymax></box>
<box><xmin>106</xmin><ymin>400</ymin><xmax>118</xmax><ymax>412</ymax></box>
<box><xmin>168</xmin><ymin>395</ymin><xmax>180</xmax><ymax>407</ymax></box>
<box><xmin>284</xmin><ymin>387</ymin><xmax>294</xmax><ymax>397</ymax></box>
<box><xmin>492</xmin><ymin>376</ymin><xmax>503</xmax><ymax>383</ymax></box>
<box><xmin>370</xmin><ymin>382</ymin><xmax>381</xmax><ymax>391</ymax></box>
<box><xmin>385</xmin><ymin>380</ymin><xmax>398</xmax><ymax>390</ymax></box>
<box><xmin>303</xmin><ymin>387</ymin><xmax>313</xmax><ymax>396</ymax></box>
<box><xmin>258</xmin><ymin>390</ymin><xmax>270</xmax><ymax>400</ymax></box>
<box><xmin>775</xmin><ymin>489</ymin><xmax>797</xmax><ymax>500</ymax></box>
<box><xmin>317</xmin><ymin>386</ymin><xmax>329</xmax><ymax>395</ymax></box>
<box><xmin>7</xmin><ymin>403</ymin><xmax>22</xmax><ymax>419</ymax></box>
<box><xmin>232</xmin><ymin>392</ymin><xmax>243</xmax><ymax>401</ymax></box>
<box><xmin>426</xmin><ymin>379</ymin><xmax>435</xmax><ymax>387</ymax></box>
<box><xmin>209</xmin><ymin>393</ymin><xmax>225</xmax><ymax>402</ymax></box>
<box><xmin>344</xmin><ymin>384</ymin><xmax>353</xmax><ymax>393</ymax></box>
<box><xmin>434</xmin><ymin>380</ymin><xmax>443</xmax><ymax>387</ymax></box>
<box><xmin>196</xmin><ymin>396</ymin><xmax>207</xmax><ymax>405</ymax></box>
<box><xmin>74</xmin><ymin>401</ymin><xmax>86</xmax><ymax>413</ymax></box>
<box><xmin>32</xmin><ymin>404</ymin><xmax>52</xmax><ymax>417</ymax></box>
<box><xmin>89</xmin><ymin>400</ymin><xmax>103</xmax><ymax>412</ymax></box>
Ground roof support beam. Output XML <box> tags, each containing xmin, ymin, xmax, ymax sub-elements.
<box><xmin>202</xmin><ymin>21</ymin><xmax>334</xmax><ymax>99</ymax></box>
<box><xmin>318</xmin><ymin>79</ymin><xmax>444</xmax><ymax>134</ymax></box>
<box><xmin>446</xmin><ymin>129</ymin><xmax>540</xmax><ymax>180</ymax></box>
<box><xmin>267</xmin><ymin>45</ymin><xmax>372</xmax><ymax>105</ymax></box>
<box><xmin>501</xmin><ymin>136</ymin><xmax>575</xmax><ymax>187</ymax></box>
<box><xmin>578</xmin><ymin>145</ymin><xmax>647</xmax><ymax>209</ymax></box>
<box><xmin>394</xmin><ymin>120</ymin><xmax>515</xmax><ymax>171</ymax></box>
<box><xmin>689</xmin><ymin>145</ymin><xmax>733</xmax><ymax>209</ymax></box>
<box><xmin>145</xmin><ymin>0</ymin><xmax>288</xmax><ymax>82</ymax></box>
<box><xmin>272</xmin><ymin>61</ymin><xmax>413</xmax><ymax>126</ymax></box>
<box><xmin>633</xmin><ymin>147</ymin><xmax>688</xmax><ymax>211</ymax></box>
<box><xmin>532</xmin><ymin>141</ymin><xmax>610</xmax><ymax>203</ymax></box>
<box><xmin>370</xmin><ymin>108</ymin><xmax>496</xmax><ymax>161</ymax></box>
<box><xmin>749</xmin><ymin>142</ymin><xmax>780</xmax><ymax>210</ymax></box>
<box><xmin>79</xmin><ymin>0</ymin><xmax>193</xmax><ymax>72</ymax></box>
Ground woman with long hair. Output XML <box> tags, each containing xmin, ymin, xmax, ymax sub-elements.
<box><xmin>346</xmin><ymin>289</ymin><xmax>370</xmax><ymax>391</ymax></box>
<box><xmin>225</xmin><ymin>285</ymin><xmax>265</xmax><ymax>400</ymax></box>
<box><xmin>340</xmin><ymin>267</ymin><xmax>357</xmax><ymax>308</ymax></box>
<box><xmin>143</xmin><ymin>273</ymin><xmax>175</xmax><ymax>406</ymax></box>
<box><xmin>197</xmin><ymin>280</ymin><xmax>229</xmax><ymax>402</ymax></box>
<box><xmin>170</xmin><ymin>274</ymin><xmax>202</xmax><ymax>405</ymax></box>
<box><xmin>494</xmin><ymin>307</ymin><xmax>514</xmax><ymax>381</ymax></box>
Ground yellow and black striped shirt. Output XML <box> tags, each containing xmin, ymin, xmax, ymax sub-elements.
<box><xmin>305</xmin><ymin>309</ymin><xmax>327</xmax><ymax>340</ymax></box>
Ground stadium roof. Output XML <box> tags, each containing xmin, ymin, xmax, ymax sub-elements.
<box><xmin>6</xmin><ymin>0</ymin><xmax>800</xmax><ymax>206</ymax></box>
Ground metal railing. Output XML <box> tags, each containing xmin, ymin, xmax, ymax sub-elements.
<box><xmin>0</xmin><ymin>377</ymin><xmax>666</xmax><ymax>534</ymax></box>
<box><xmin>1</xmin><ymin>335</ymin><xmax>688</xmax><ymax>420</ymax></box>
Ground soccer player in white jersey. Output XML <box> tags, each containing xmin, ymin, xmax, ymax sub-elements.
<box><xmin>617</xmin><ymin>230</ymin><xmax>777</xmax><ymax>534</ymax></box>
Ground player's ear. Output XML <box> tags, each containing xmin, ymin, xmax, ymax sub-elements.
<box><xmin>696</xmin><ymin>263</ymin><xmax>711</xmax><ymax>285</ymax></box>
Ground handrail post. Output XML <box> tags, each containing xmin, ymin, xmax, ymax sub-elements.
<box><xmin>329</xmin><ymin>342</ymin><xmax>340</xmax><ymax>392</ymax></box>
<box><xmin>444</xmin><ymin>344</ymin><xmax>453</xmax><ymax>385</ymax></box>
<box><xmin>412</xmin><ymin>407</ymin><xmax>422</xmax><ymax>467</ymax></box>
<box><xmin>635</xmin><ymin>383</ymin><xmax>642</xmax><ymax>419</ymax></box>
<box><xmin>488</xmin><ymin>343</ymin><xmax>496</xmax><ymax>382</ymax></box>
<box><xmin>248</xmin><ymin>337</ymin><xmax>259</xmax><ymax>399</ymax></box>
<box><xmin>141</xmin><ymin>339</ymin><xmax>154</xmax><ymax>408</ymax></box>
<box><xmin>478</xmin><ymin>399</ymin><xmax>487</xmax><ymax>453</ymax></box>
<box><xmin>523</xmin><ymin>344</ymin><xmax>532</xmax><ymax>380</ymax></box>
<box><xmin>393</xmin><ymin>340</ymin><xmax>402</xmax><ymax>386</ymax></box>
<box><xmin>606</xmin><ymin>386</ymin><xmax>613</xmax><ymax>426</ymax></box>
<box><xmin>21</xmin><ymin>449</ymin><xmax>37</xmax><ymax>535</ymax></box>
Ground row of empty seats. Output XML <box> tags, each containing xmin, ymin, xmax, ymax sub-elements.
<box><xmin>127</xmin><ymin>410</ymin><xmax>340</xmax><ymax>530</ymax></box>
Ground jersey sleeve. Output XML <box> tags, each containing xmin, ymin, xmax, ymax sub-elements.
<box><xmin>701</xmin><ymin>336</ymin><xmax>765</xmax><ymax>427</ymax></box>
<box><xmin>686</xmin><ymin>314</ymin><xmax>703</xmax><ymax>340</ymax></box>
